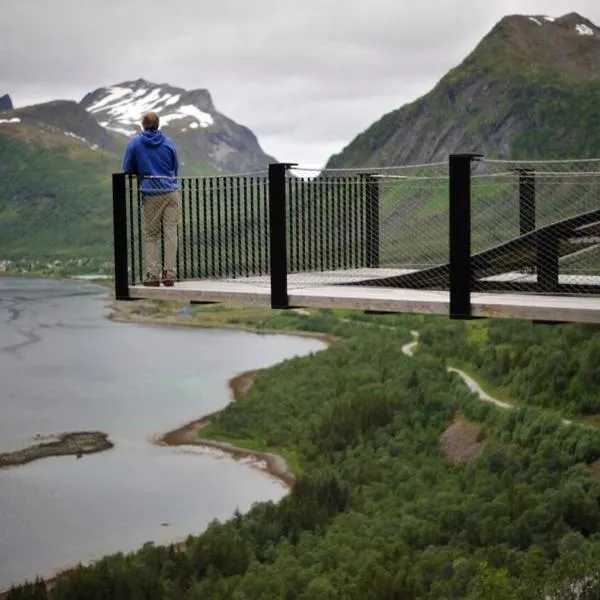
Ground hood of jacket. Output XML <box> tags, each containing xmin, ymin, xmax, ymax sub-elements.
<box><xmin>140</xmin><ymin>129</ymin><xmax>165</xmax><ymax>147</ymax></box>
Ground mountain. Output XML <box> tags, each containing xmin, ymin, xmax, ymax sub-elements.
<box><xmin>80</xmin><ymin>78</ymin><xmax>276</xmax><ymax>173</ymax></box>
<box><xmin>0</xmin><ymin>94</ymin><xmax>12</xmax><ymax>111</ymax></box>
<box><xmin>0</xmin><ymin>108</ymin><xmax>123</xmax><ymax>264</ymax></box>
<box><xmin>326</xmin><ymin>12</ymin><xmax>600</xmax><ymax>168</ymax></box>
<box><xmin>322</xmin><ymin>12</ymin><xmax>600</xmax><ymax>275</ymax></box>
<box><xmin>0</xmin><ymin>79</ymin><xmax>276</xmax><ymax>264</ymax></box>
<box><xmin>8</xmin><ymin>100</ymin><xmax>125</xmax><ymax>153</ymax></box>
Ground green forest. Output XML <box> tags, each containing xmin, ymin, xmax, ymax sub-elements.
<box><xmin>355</xmin><ymin>312</ymin><xmax>600</xmax><ymax>418</ymax></box>
<box><xmin>7</xmin><ymin>309</ymin><xmax>600</xmax><ymax>600</ymax></box>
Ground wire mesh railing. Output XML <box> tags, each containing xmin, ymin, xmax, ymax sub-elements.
<box><xmin>284</xmin><ymin>163</ymin><xmax>450</xmax><ymax>290</ymax></box>
<box><xmin>282</xmin><ymin>170</ymin><xmax>378</xmax><ymax>289</ymax></box>
<box><xmin>114</xmin><ymin>168</ymin><xmax>382</xmax><ymax>292</ymax></box>
<box><xmin>121</xmin><ymin>173</ymin><xmax>271</xmax><ymax>287</ymax></box>
<box><xmin>470</xmin><ymin>159</ymin><xmax>600</xmax><ymax>294</ymax></box>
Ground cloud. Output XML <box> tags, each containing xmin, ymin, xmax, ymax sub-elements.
<box><xmin>1</xmin><ymin>0</ymin><xmax>600</xmax><ymax>167</ymax></box>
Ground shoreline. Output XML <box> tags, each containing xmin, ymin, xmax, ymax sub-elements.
<box><xmin>0</xmin><ymin>368</ymin><xmax>287</xmax><ymax>598</ymax></box>
<box><xmin>110</xmin><ymin>297</ymin><xmax>337</xmax><ymax>489</ymax></box>
<box><xmin>3</xmin><ymin>278</ymin><xmax>598</xmax><ymax>595</ymax></box>
<box><xmin>108</xmin><ymin>298</ymin><xmax>336</xmax><ymax>486</ymax></box>
<box><xmin>106</xmin><ymin>298</ymin><xmax>340</xmax><ymax>347</ymax></box>
<box><xmin>153</xmin><ymin>368</ymin><xmax>297</xmax><ymax>488</ymax></box>
<box><xmin>0</xmin><ymin>272</ymin><xmax>111</xmax><ymax>284</ymax></box>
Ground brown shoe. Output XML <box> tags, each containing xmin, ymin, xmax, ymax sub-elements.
<box><xmin>162</xmin><ymin>270</ymin><xmax>175</xmax><ymax>287</ymax></box>
<box><xmin>143</xmin><ymin>273</ymin><xmax>160</xmax><ymax>287</ymax></box>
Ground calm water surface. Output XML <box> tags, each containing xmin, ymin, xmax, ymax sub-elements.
<box><xmin>0</xmin><ymin>277</ymin><xmax>326</xmax><ymax>588</ymax></box>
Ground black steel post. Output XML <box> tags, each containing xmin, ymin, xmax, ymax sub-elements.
<box><xmin>518</xmin><ymin>169</ymin><xmax>536</xmax><ymax>236</ymax></box>
<box><xmin>537</xmin><ymin>232</ymin><xmax>559</xmax><ymax>292</ymax></box>
<box><xmin>268</xmin><ymin>162</ymin><xmax>296</xmax><ymax>308</ymax></box>
<box><xmin>112</xmin><ymin>173</ymin><xmax>130</xmax><ymax>300</ymax></box>
<box><xmin>181</xmin><ymin>179</ymin><xmax>187</xmax><ymax>280</ymax></box>
<box><xmin>364</xmin><ymin>175</ymin><xmax>380</xmax><ymax>268</ymax></box>
<box><xmin>449</xmin><ymin>153</ymin><xmax>481</xmax><ymax>319</ymax></box>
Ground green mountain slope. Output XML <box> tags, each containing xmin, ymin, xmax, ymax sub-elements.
<box><xmin>0</xmin><ymin>122</ymin><xmax>119</xmax><ymax>260</ymax></box>
<box><xmin>0</xmin><ymin>116</ymin><xmax>216</xmax><ymax>264</ymax></box>
<box><xmin>326</xmin><ymin>12</ymin><xmax>600</xmax><ymax>168</ymax></box>
<box><xmin>9</xmin><ymin>100</ymin><xmax>126</xmax><ymax>154</ymax></box>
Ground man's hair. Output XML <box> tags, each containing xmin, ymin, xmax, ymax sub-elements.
<box><xmin>141</xmin><ymin>112</ymin><xmax>160</xmax><ymax>131</ymax></box>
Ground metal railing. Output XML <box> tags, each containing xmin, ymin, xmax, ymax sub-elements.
<box><xmin>112</xmin><ymin>164</ymin><xmax>379</xmax><ymax>304</ymax></box>
<box><xmin>112</xmin><ymin>155</ymin><xmax>600</xmax><ymax>316</ymax></box>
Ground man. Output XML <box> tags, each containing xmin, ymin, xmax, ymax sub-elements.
<box><xmin>123</xmin><ymin>111</ymin><xmax>180</xmax><ymax>287</ymax></box>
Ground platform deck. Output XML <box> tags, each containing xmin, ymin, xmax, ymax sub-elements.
<box><xmin>128</xmin><ymin>268</ymin><xmax>600</xmax><ymax>324</ymax></box>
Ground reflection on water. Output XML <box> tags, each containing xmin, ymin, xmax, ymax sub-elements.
<box><xmin>0</xmin><ymin>277</ymin><xmax>326</xmax><ymax>588</ymax></box>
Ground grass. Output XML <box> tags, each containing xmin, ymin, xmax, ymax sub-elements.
<box><xmin>195</xmin><ymin>427</ymin><xmax>305</xmax><ymax>477</ymax></box>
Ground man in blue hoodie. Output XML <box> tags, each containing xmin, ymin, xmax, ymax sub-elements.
<box><xmin>123</xmin><ymin>111</ymin><xmax>180</xmax><ymax>287</ymax></box>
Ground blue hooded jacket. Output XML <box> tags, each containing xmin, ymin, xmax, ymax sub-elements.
<box><xmin>122</xmin><ymin>129</ymin><xmax>179</xmax><ymax>195</ymax></box>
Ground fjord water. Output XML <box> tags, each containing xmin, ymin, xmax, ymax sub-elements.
<box><xmin>0</xmin><ymin>277</ymin><xmax>326</xmax><ymax>589</ymax></box>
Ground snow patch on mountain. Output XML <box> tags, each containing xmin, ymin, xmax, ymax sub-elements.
<box><xmin>86</xmin><ymin>85</ymin><xmax>213</xmax><ymax>137</ymax></box>
<box><xmin>98</xmin><ymin>122</ymin><xmax>138</xmax><ymax>136</ymax></box>
<box><xmin>526</xmin><ymin>14</ymin><xmax>597</xmax><ymax>36</ymax></box>
<box><xmin>64</xmin><ymin>130</ymin><xmax>98</xmax><ymax>150</ymax></box>
<box><xmin>576</xmin><ymin>23</ymin><xmax>594</xmax><ymax>35</ymax></box>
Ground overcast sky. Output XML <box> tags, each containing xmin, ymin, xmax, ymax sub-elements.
<box><xmin>1</xmin><ymin>0</ymin><xmax>599</xmax><ymax>168</ymax></box>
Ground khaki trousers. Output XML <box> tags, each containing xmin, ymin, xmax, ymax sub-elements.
<box><xmin>142</xmin><ymin>191</ymin><xmax>180</xmax><ymax>278</ymax></box>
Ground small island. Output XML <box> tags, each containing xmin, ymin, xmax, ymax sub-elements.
<box><xmin>0</xmin><ymin>431</ymin><xmax>114</xmax><ymax>469</ymax></box>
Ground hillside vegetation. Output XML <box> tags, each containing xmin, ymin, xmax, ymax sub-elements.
<box><xmin>0</xmin><ymin>128</ymin><xmax>119</xmax><ymax>260</ymax></box>
<box><xmin>0</xmin><ymin>119</ymin><xmax>217</xmax><ymax>262</ymax></box>
<box><xmin>326</xmin><ymin>13</ymin><xmax>600</xmax><ymax>168</ymax></box>
<box><xmin>7</xmin><ymin>309</ymin><xmax>600</xmax><ymax>599</ymax></box>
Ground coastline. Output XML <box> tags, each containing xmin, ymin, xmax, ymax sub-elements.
<box><xmin>153</xmin><ymin>368</ymin><xmax>297</xmax><ymax>488</ymax></box>
<box><xmin>4</xmin><ymin>277</ymin><xmax>599</xmax><ymax>597</ymax></box>
<box><xmin>109</xmin><ymin>297</ymin><xmax>336</xmax><ymax>488</ymax></box>
<box><xmin>0</xmin><ymin>366</ymin><xmax>286</xmax><ymax>598</ymax></box>
<box><xmin>106</xmin><ymin>298</ymin><xmax>341</xmax><ymax>347</ymax></box>
<box><xmin>0</xmin><ymin>272</ymin><xmax>112</xmax><ymax>286</ymax></box>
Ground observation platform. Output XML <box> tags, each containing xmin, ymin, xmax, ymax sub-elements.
<box><xmin>113</xmin><ymin>156</ymin><xmax>600</xmax><ymax>325</ymax></box>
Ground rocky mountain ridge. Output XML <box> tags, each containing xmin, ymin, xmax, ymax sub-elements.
<box><xmin>0</xmin><ymin>78</ymin><xmax>276</xmax><ymax>174</ymax></box>
<box><xmin>326</xmin><ymin>11</ymin><xmax>600</xmax><ymax>168</ymax></box>
<box><xmin>80</xmin><ymin>78</ymin><xmax>276</xmax><ymax>173</ymax></box>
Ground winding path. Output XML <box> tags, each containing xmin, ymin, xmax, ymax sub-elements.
<box><xmin>401</xmin><ymin>329</ymin><xmax>576</xmax><ymax>426</ymax></box>
<box><xmin>401</xmin><ymin>331</ymin><xmax>511</xmax><ymax>410</ymax></box>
